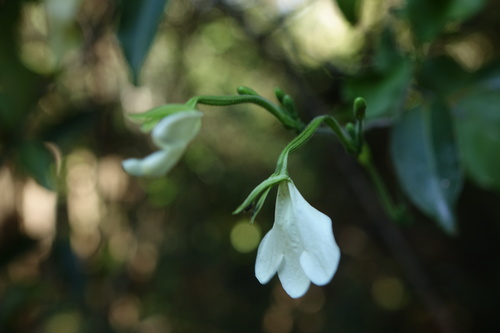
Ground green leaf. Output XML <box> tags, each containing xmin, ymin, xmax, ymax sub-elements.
<box><xmin>42</xmin><ymin>111</ymin><xmax>98</xmax><ymax>154</ymax></box>
<box><xmin>344</xmin><ymin>28</ymin><xmax>413</xmax><ymax>119</ymax></box>
<box><xmin>17</xmin><ymin>141</ymin><xmax>57</xmax><ymax>191</ymax></box>
<box><xmin>417</xmin><ymin>55</ymin><xmax>472</xmax><ymax>95</ymax></box>
<box><xmin>117</xmin><ymin>0</ymin><xmax>169</xmax><ymax>85</ymax></box>
<box><xmin>402</xmin><ymin>0</ymin><xmax>486</xmax><ymax>42</ymax></box>
<box><xmin>402</xmin><ymin>0</ymin><xmax>448</xmax><ymax>42</ymax></box>
<box><xmin>390</xmin><ymin>99</ymin><xmax>463</xmax><ymax>234</ymax></box>
<box><xmin>0</xmin><ymin>1</ymin><xmax>43</xmax><ymax>131</ymax></box>
<box><xmin>447</xmin><ymin>0</ymin><xmax>486</xmax><ymax>21</ymax></box>
<box><xmin>453</xmin><ymin>88</ymin><xmax>500</xmax><ymax>191</ymax></box>
<box><xmin>345</xmin><ymin>59</ymin><xmax>412</xmax><ymax>119</ymax></box>
<box><xmin>335</xmin><ymin>0</ymin><xmax>362</xmax><ymax>25</ymax></box>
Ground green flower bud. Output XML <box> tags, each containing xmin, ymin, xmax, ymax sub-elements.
<box><xmin>274</xmin><ymin>87</ymin><xmax>285</xmax><ymax>103</ymax></box>
<box><xmin>237</xmin><ymin>86</ymin><xmax>260</xmax><ymax>96</ymax></box>
<box><xmin>353</xmin><ymin>97</ymin><xmax>366</xmax><ymax>120</ymax></box>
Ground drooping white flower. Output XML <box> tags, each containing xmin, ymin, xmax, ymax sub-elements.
<box><xmin>255</xmin><ymin>180</ymin><xmax>340</xmax><ymax>298</ymax></box>
<box><xmin>123</xmin><ymin>110</ymin><xmax>203</xmax><ymax>177</ymax></box>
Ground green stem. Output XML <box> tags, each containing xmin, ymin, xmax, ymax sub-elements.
<box><xmin>275</xmin><ymin>116</ymin><xmax>326</xmax><ymax>174</ymax></box>
<box><xmin>188</xmin><ymin>95</ymin><xmax>305</xmax><ymax>132</ymax></box>
<box><xmin>357</xmin><ymin>144</ymin><xmax>403</xmax><ymax>222</ymax></box>
<box><xmin>275</xmin><ymin>115</ymin><xmax>358</xmax><ymax>175</ymax></box>
<box><xmin>324</xmin><ymin>116</ymin><xmax>359</xmax><ymax>154</ymax></box>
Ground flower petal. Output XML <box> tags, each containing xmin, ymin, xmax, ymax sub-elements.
<box><xmin>255</xmin><ymin>229</ymin><xmax>284</xmax><ymax>284</ymax></box>
<box><xmin>152</xmin><ymin>111</ymin><xmax>202</xmax><ymax>149</ymax></box>
<box><xmin>277</xmin><ymin>254</ymin><xmax>311</xmax><ymax>298</ymax></box>
<box><xmin>288</xmin><ymin>182</ymin><xmax>340</xmax><ymax>285</ymax></box>
<box><xmin>122</xmin><ymin>145</ymin><xmax>184</xmax><ymax>177</ymax></box>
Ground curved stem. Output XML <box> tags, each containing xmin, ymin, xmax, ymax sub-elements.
<box><xmin>324</xmin><ymin>116</ymin><xmax>359</xmax><ymax>154</ymax></box>
<box><xmin>188</xmin><ymin>95</ymin><xmax>305</xmax><ymax>132</ymax></box>
<box><xmin>357</xmin><ymin>144</ymin><xmax>404</xmax><ymax>223</ymax></box>
<box><xmin>275</xmin><ymin>115</ymin><xmax>358</xmax><ymax>175</ymax></box>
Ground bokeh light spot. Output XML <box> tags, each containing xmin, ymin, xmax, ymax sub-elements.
<box><xmin>371</xmin><ymin>276</ymin><xmax>407</xmax><ymax>311</ymax></box>
<box><xmin>230</xmin><ymin>220</ymin><xmax>261</xmax><ymax>253</ymax></box>
<box><xmin>44</xmin><ymin>311</ymin><xmax>81</xmax><ymax>333</ymax></box>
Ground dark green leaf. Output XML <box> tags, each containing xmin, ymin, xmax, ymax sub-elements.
<box><xmin>403</xmin><ymin>0</ymin><xmax>448</xmax><ymax>41</ymax></box>
<box><xmin>417</xmin><ymin>55</ymin><xmax>472</xmax><ymax>95</ymax></box>
<box><xmin>344</xmin><ymin>28</ymin><xmax>413</xmax><ymax>119</ymax></box>
<box><xmin>0</xmin><ymin>1</ymin><xmax>43</xmax><ymax>131</ymax></box>
<box><xmin>345</xmin><ymin>59</ymin><xmax>412</xmax><ymax>119</ymax></box>
<box><xmin>391</xmin><ymin>99</ymin><xmax>463</xmax><ymax>234</ymax></box>
<box><xmin>335</xmin><ymin>0</ymin><xmax>362</xmax><ymax>25</ymax></box>
<box><xmin>402</xmin><ymin>0</ymin><xmax>486</xmax><ymax>41</ymax></box>
<box><xmin>453</xmin><ymin>88</ymin><xmax>500</xmax><ymax>191</ymax></box>
<box><xmin>42</xmin><ymin>111</ymin><xmax>98</xmax><ymax>154</ymax></box>
<box><xmin>373</xmin><ymin>28</ymin><xmax>404</xmax><ymax>73</ymax></box>
<box><xmin>117</xmin><ymin>0</ymin><xmax>169</xmax><ymax>85</ymax></box>
<box><xmin>447</xmin><ymin>0</ymin><xmax>486</xmax><ymax>21</ymax></box>
<box><xmin>17</xmin><ymin>141</ymin><xmax>57</xmax><ymax>191</ymax></box>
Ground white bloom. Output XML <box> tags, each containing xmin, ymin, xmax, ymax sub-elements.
<box><xmin>123</xmin><ymin>110</ymin><xmax>203</xmax><ymax>177</ymax></box>
<box><xmin>255</xmin><ymin>180</ymin><xmax>340</xmax><ymax>298</ymax></box>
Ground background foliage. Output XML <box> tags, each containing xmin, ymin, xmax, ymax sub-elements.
<box><xmin>1</xmin><ymin>0</ymin><xmax>500</xmax><ymax>332</ymax></box>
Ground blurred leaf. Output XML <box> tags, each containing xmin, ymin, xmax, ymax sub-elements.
<box><xmin>17</xmin><ymin>141</ymin><xmax>56</xmax><ymax>191</ymax></box>
<box><xmin>417</xmin><ymin>55</ymin><xmax>472</xmax><ymax>95</ymax></box>
<box><xmin>391</xmin><ymin>99</ymin><xmax>463</xmax><ymax>234</ymax></box>
<box><xmin>335</xmin><ymin>0</ymin><xmax>362</xmax><ymax>25</ymax></box>
<box><xmin>373</xmin><ymin>28</ymin><xmax>404</xmax><ymax>73</ymax></box>
<box><xmin>403</xmin><ymin>0</ymin><xmax>486</xmax><ymax>41</ymax></box>
<box><xmin>474</xmin><ymin>59</ymin><xmax>500</xmax><ymax>90</ymax></box>
<box><xmin>42</xmin><ymin>111</ymin><xmax>98</xmax><ymax>154</ymax></box>
<box><xmin>447</xmin><ymin>0</ymin><xmax>486</xmax><ymax>21</ymax></box>
<box><xmin>402</xmin><ymin>0</ymin><xmax>448</xmax><ymax>42</ymax></box>
<box><xmin>345</xmin><ymin>28</ymin><xmax>413</xmax><ymax>119</ymax></box>
<box><xmin>0</xmin><ymin>1</ymin><xmax>43</xmax><ymax>130</ymax></box>
<box><xmin>453</xmin><ymin>87</ymin><xmax>500</xmax><ymax>192</ymax></box>
<box><xmin>117</xmin><ymin>0</ymin><xmax>169</xmax><ymax>85</ymax></box>
<box><xmin>345</xmin><ymin>60</ymin><xmax>412</xmax><ymax>119</ymax></box>
<box><xmin>0</xmin><ymin>284</ymin><xmax>41</xmax><ymax>328</ymax></box>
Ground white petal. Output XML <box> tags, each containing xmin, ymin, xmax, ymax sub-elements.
<box><xmin>277</xmin><ymin>254</ymin><xmax>311</xmax><ymax>298</ymax></box>
<box><xmin>255</xmin><ymin>229</ymin><xmax>284</xmax><ymax>284</ymax></box>
<box><xmin>288</xmin><ymin>182</ymin><xmax>340</xmax><ymax>285</ymax></box>
<box><xmin>152</xmin><ymin>111</ymin><xmax>202</xmax><ymax>149</ymax></box>
<box><xmin>122</xmin><ymin>145</ymin><xmax>184</xmax><ymax>177</ymax></box>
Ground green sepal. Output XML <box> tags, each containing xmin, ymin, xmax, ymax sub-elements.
<box><xmin>128</xmin><ymin>103</ymin><xmax>196</xmax><ymax>132</ymax></box>
<box><xmin>250</xmin><ymin>187</ymin><xmax>272</xmax><ymax>223</ymax></box>
<box><xmin>233</xmin><ymin>174</ymin><xmax>290</xmax><ymax>216</ymax></box>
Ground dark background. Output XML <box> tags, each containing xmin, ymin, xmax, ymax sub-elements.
<box><xmin>1</xmin><ymin>0</ymin><xmax>500</xmax><ymax>332</ymax></box>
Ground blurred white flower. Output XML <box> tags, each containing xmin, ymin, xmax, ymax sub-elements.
<box><xmin>123</xmin><ymin>111</ymin><xmax>203</xmax><ymax>177</ymax></box>
<box><xmin>255</xmin><ymin>180</ymin><xmax>340</xmax><ymax>298</ymax></box>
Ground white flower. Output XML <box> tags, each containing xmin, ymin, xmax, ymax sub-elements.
<box><xmin>255</xmin><ymin>180</ymin><xmax>340</xmax><ymax>298</ymax></box>
<box><xmin>123</xmin><ymin>110</ymin><xmax>203</xmax><ymax>177</ymax></box>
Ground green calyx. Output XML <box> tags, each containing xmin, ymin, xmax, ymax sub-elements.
<box><xmin>233</xmin><ymin>174</ymin><xmax>291</xmax><ymax>222</ymax></box>
<box><xmin>129</xmin><ymin>103</ymin><xmax>198</xmax><ymax>132</ymax></box>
